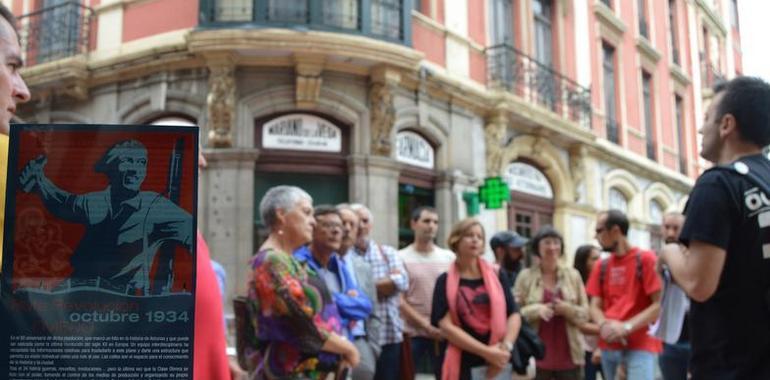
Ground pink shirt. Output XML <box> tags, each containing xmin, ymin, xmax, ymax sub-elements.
<box><xmin>399</xmin><ymin>244</ymin><xmax>455</xmax><ymax>337</ymax></box>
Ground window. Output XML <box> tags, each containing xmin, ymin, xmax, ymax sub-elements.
<box><xmin>533</xmin><ymin>0</ymin><xmax>553</xmax><ymax>66</ymax></box>
<box><xmin>730</xmin><ymin>0</ymin><xmax>739</xmax><ymax>28</ymax></box>
<box><xmin>533</xmin><ymin>0</ymin><xmax>555</xmax><ymax>108</ymax></box>
<box><xmin>642</xmin><ymin>72</ymin><xmax>656</xmax><ymax>160</ymax></box>
<box><xmin>38</xmin><ymin>0</ymin><xmax>84</xmax><ymax>63</ymax></box>
<box><xmin>490</xmin><ymin>0</ymin><xmax>513</xmax><ymax>46</ymax></box>
<box><xmin>669</xmin><ymin>0</ymin><xmax>679</xmax><ymax>65</ymax></box>
<box><xmin>371</xmin><ymin>0</ymin><xmax>403</xmax><ymax>40</ymax></box>
<box><xmin>601</xmin><ymin>0</ymin><xmax>612</xmax><ymax>9</ymax></box>
<box><xmin>675</xmin><ymin>95</ymin><xmax>687</xmax><ymax>174</ymax></box>
<box><xmin>609</xmin><ymin>187</ymin><xmax>628</xmax><ymax>213</ymax></box>
<box><xmin>638</xmin><ymin>0</ymin><xmax>649</xmax><ymax>38</ymax></box>
<box><xmin>603</xmin><ymin>44</ymin><xmax>619</xmax><ymax>143</ymax></box>
<box><xmin>323</xmin><ymin>0</ymin><xmax>359</xmax><ymax>30</ymax></box>
<box><xmin>649</xmin><ymin>200</ymin><xmax>664</xmax><ymax>251</ymax></box>
<box><xmin>267</xmin><ymin>0</ymin><xmax>308</xmax><ymax>23</ymax></box>
<box><xmin>649</xmin><ymin>200</ymin><xmax>663</xmax><ymax>225</ymax></box>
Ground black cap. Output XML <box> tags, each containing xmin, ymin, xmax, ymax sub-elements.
<box><xmin>490</xmin><ymin>231</ymin><xmax>528</xmax><ymax>250</ymax></box>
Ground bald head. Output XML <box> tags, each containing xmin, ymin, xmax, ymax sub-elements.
<box><xmin>661</xmin><ymin>212</ymin><xmax>685</xmax><ymax>244</ymax></box>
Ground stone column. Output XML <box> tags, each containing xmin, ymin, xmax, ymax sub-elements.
<box><xmin>199</xmin><ymin>148</ymin><xmax>259</xmax><ymax>314</ymax></box>
<box><xmin>348</xmin><ymin>155</ymin><xmax>401</xmax><ymax>247</ymax></box>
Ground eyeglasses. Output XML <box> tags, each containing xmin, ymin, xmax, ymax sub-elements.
<box><xmin>318</xmin><ymin>221</ymin><xmax>343</xmax><ymax>230</ymax></box>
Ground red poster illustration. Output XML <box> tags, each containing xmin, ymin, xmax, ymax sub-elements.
<box><xmin>1</xmin><ymin>124</ymin><xmax>198</xmax><ymax>380</ymax></box>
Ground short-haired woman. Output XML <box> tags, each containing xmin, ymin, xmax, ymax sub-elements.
<box><xmin>247</xmin><ymin>185</ymin><xmax>359</xmax><ymax>379</ymax></box>
<box><xmin>514</xmin><ymin>226</ymin><xmax>589</xmax><ymax>380</ymax></box>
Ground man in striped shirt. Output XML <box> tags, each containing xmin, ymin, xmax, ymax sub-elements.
<box><xmin>351</xmin><ymin>204</ymin><xmax>409</xmax><ymax>380</ymax></box>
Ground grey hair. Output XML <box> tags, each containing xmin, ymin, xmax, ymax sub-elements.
<box><xmin>259</xmin><ymin>185</ymin><xmax>313</xmax><ymax>230</ymax></box>
<box><xmin>350</xmin><ymin>203</ymin><xmax>373</xmax><ymax>224</ymax></box>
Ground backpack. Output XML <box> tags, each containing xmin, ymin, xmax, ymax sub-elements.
<box><xmin>709</xmin><ymin>160</ymin><xmax>770</xmax><ymax>313</ymax></box>
<box><xmin>598</xmin><ymin>251</ymin><xmax>643</xmax><ymax>290</ymax></box>
<box><xmin>233</xmin><ymin>294</ymin><xmax>262</xmax><ymax>372</ymax></box>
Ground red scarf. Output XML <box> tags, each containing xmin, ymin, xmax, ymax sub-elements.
<box><xmin>442</xmin><ymin>258</ymin><xmax>507</xmax><ymax>380</ymax></box>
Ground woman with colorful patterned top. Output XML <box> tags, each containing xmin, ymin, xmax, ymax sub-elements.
<box><xmin>247</xmin><ymin>185</ymin><xmax>359</xmax><ymax>379</ymax></box>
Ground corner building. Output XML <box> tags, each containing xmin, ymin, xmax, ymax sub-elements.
<box><xmin>10</xmin><ymin>0</ymin><xmax>743</xmax><ymax>310</ymax></box>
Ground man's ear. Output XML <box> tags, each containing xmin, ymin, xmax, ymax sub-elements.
<box><xmin>719</xmin><ymin>113</ymin><xmax>737</xmax><ymax>139</ymax></box>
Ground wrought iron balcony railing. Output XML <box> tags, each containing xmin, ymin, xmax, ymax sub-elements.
<box><xmin>199</xmin><ymin>0</ymin><xmax>411</xmax><ymax>46</ymax></box>
<box><xmin>487</xmin><ymin>44</ymin><xmax>592</xmax><ymax>129</ymax></box>
<box><xmin>18</xmin><ymin>1</ymin><xmax>93</xmax><ymax>66</ymax></box>
<box><xmin>701</xmin><ymin>61</ymin><xmax>726</xmax><ymax>90</ymax></box>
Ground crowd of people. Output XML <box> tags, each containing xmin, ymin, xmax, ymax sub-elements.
<box><xmin>241</xmin><ymin>186</ymin><xmax>686</xmax><ymax>380</ymax></box>
<box><xmin>239</xmin><ymin>77</ymin><xmax>770</xmax><ymax>380</ymax></box>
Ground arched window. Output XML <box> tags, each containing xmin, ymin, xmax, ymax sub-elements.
<box><xmin>608</xmin><ymin>187</ymin><xmax>628</xmax><ymax>213</ymax></box>
<box><xmin>396</xmin><ymin>130</ymin><xmax>437</xmax><ymax>247</ymax></box>
<box><xmin>149</xmin><ymin>116</ymin><xmax>196</xmax><ymax>127</ymax></box>
<box><xmin>649</xmin><ymin>199</ymin><xmax>664</xmax><ymax>251</ymax></box>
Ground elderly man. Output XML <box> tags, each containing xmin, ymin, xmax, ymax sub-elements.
<box><xmin>19</xmin><ymin>139</ymin><xmax>192</xmax><ymax>294</ymax></box>
<box><xmin>350</xmin><ymin>203</ymin><xmax>408</xmax><ymax>380</ymax></box>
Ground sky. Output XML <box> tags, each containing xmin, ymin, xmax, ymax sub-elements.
<box><xmin>739</xmin><ymin>1</ymin><xmax>770</xmax><ymax>82</ymax></box>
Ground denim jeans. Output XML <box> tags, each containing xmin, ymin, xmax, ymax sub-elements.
<box><xmin>601</xmin><ymin>349</ymin><xmax>656</xmax><ymax>380</ymax></box>
<box><xmin>411</xmin><ymin>336</ymin><xmax>443</xmax><ymax>378</ymax></box>
<box><xmin>659</xmin><ymin>342</ymin><xmax>690</xmax><ymax>380</ymax></box>
<box><xmin>374</xmin><ymin>342</ymin><xmax>401</xmax><ymax>380</ymax></box>
<box><xmin>584</xmin><ymin>351</ymin><xmax>604</xmax><ymax>380</ymax></box>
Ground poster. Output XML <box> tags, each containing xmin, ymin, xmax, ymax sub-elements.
<box><xmin>0</xmin><ymin>125</ymin><xmax>198</xmax><ymax>379</ymax></box>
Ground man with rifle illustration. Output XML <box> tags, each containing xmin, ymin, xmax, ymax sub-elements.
<box><xmin>18</xmin><ymin>139</ymin><xmax>193</xmax><ymax>295</ymax></box>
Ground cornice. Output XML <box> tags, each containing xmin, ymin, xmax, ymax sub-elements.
<box><xmin>187</xmin><ymin>28</ymin><xmax>424</xmax><ymax>71</ymax></box>
<box><xmin>636</xmin><ymin>37</ymin><xmax>662</xmax><ymax>64</ymax></box>
<box><xmin>670</xmin><ymin>64</ymin><xmax>692</xmax><ymax>87</ymax></box>
<box><xmin>695</xmin><ymin>0</ymin><xmax>728</xmax><ymax>37</ymax></box>
<box><xmin>593</xmin><ymin>2</ymin><xmax>627</xmax><ymax>37</ymax></box>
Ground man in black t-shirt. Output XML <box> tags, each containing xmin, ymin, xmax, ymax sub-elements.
<box><xmin>660</xmin><ymin>76</ymin><xmax>770</xmax><ymax>379</ymax></box>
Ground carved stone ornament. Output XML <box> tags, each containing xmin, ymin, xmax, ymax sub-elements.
<box><xmin>484</xmin><ymin>110</ymin><xmax>509</xmax><ymax>176</ymax></box>
<box><xmin>569</xmin><ymin>145</ymin><xmax>587</xmax><ymax>202</ymax></box>
<box><xmin>369</xmin><ymin>83</ymin><xmax>396</xmax><ymax>156</ymax></box>
<box><xmin>206</xmin><ymin>64</ymin><xmax>236</xmax><ymax>147</ymax></box>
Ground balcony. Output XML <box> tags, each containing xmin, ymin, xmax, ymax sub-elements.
<box><xmin>18</xmin><ymin>1</ymin><xmax>93</xmax><ymax>66</ymax></box>
<box><xmin>487</xmin><ymin>44</ymin><xmax>592</xmax><ymax>129</ymax></box>
<box><xmin>198</xmin><ymin>0</ymin><xmax>412</xmax><ymax>46</ymax></box>
<box><xmin>701</xmin><ymin>61</ymin><xmax>726</xmax><ymax>90</ymax></box>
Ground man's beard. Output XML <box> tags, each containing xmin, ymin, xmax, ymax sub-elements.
<box><xmin>664</xmin><ymin>237</ymin><xmax>678</xmax><ymax>244</ymax></box>
<box><xmin>601</xmin><ymin>241</ymin><xmax>618</xmax><ymax>253</ymax></box>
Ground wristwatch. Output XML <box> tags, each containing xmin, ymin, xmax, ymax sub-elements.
<box><xmin>623</xmin><ymin>322</ymin><xmax>633</xmax><ymax>335</ymax></box>
<box><xmin>500</xmin><ymin>341</ymin><xmax>514</xmax><ymax>352</ymax></box>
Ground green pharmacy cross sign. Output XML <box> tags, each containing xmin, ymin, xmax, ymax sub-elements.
<box><xmin>464</xmin><ymin>176</ymin><xmax>511</xmax><ymax>215</ymax></box>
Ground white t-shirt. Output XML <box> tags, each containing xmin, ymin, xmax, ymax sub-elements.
<box><xmin>399</xmin><ymin>244</ymin><xmax>455</xmax><ymax>337</ymax></box>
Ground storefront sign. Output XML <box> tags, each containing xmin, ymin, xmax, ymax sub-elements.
<box><xmin>263</xmin><ymin>114</ymin><xmax>341</xmax><ymax>152</ymax></box>
<box><xmin>503</xmin><ymin>162</ymin><xmax>553</xmax><ymax>199</ymax></box>
<box><xmin>1</xmin><ymin>125</ymin><xmax>198</xmax><ymax>380</ymax></box>
<box><xmin>396</xmin><ymin>131</ymin><xmax>434</xmax><ymax>169</ymax></box>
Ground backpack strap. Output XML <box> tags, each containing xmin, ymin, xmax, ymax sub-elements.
<box><xmin>599</xmin><ymin>258</ymin><xmax>609</xmax><ymax>290</ymax></box>
<box><xmin>709</xmin><ymin>160</ymin><xmax>770</xmax><ymax>196</ymax></box>
<box><xmin>636</xmin><ymin>251</ymin><xmax>643</xmax><ymax>282</ymax></box>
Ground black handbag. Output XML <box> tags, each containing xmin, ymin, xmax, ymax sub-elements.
<box><xmin>511</xmin><ymin>320</ymin><xmax>545</xmax><ymax>375</ymax></box>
